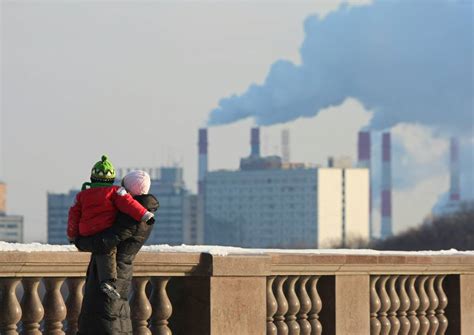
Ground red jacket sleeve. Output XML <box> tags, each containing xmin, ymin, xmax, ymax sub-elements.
<box><xmin>67</xmin><ymin>194</ymin><xmax>82</xmax><ymax>239</ymax></box>
<box><xmin>112</xmin><ymin>187</ymin><xmax>148</xmax><ymax>222</ymax></box>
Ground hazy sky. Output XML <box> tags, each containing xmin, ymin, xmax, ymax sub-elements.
<box><xmin>1</xmin><ymin>0</ymin><xmax>466</xmax><ymax>243</ymax></box>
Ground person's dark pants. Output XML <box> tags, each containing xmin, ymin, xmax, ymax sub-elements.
<box><xmin>77</xmin><ymin>222</ymin><xmax>153</xmax><ymax>335</ymax></box>
<box><xmin>75</xmin><ymin>226</ymin><xmax>136</xmax><ymax>283</ymax></box>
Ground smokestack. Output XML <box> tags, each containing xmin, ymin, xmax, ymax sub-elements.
<box><xmin>381</xmin><ymin>132</ymin><xmax>393</xmax><ymax>238</ymax></box>
<box><xmin>198</xmin><ymin>128</ymin><xmax>208</xmax><ymax>194</ymax></box>
<box><xmin>251</xmin><ymin>127</ymin><xmax>260</xmax><ymax>157</ymax></box>
<box><xmin>357</xmin><ymin>131</ymin><xmax>371</xmax><ymax>168</ymax></box>
<box><xmin>197</xmin><ymin>128</ymin><xmax>208</xmax><ymax>244</ymax></box>
<box><xmin>281</xmin><ymin>129</ymin><xmax>290</xmax><ymax>163</ymax></box>
<box><xmin>450</xmin><ymin>137</ymin><xmax>461</xmax><ymax>201</ymax></box>
<box><xmin>358</xmin><ymin>131</ymin><xmax>372</xmax><ymax>238</ymax></box>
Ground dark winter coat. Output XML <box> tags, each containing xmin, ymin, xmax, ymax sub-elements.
<box><xmin>77</xmin><ymin>194</ymin><xmax>159</xmax><ymax>335</ymax></box>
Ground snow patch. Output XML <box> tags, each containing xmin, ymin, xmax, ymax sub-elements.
<box><xmin>1</xmin><ymin>242</ymin><xmax>473</xmax><ymax>257</ymax></box>
<box><xmin>0</xmin><ymin>242</ymin><xmax>77</xmax><ymax>252</ymax></box>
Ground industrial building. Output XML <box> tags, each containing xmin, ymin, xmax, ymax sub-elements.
<box><xmin>146</xmin><ymin>167</ymin><xmax>196</xmax><ymax>245</ymax></box>
<box><xmin>0</xmin><ymin>215</ymin><xmax>23</xmax><ymax>243</ymax></box>
<box><xmin>47</xmin><ymin>190</ymin><xmax>79</xmax><ymax>244</ymax></box>
<box><xmin>0</xmin><ymin>182</ymin><xmax>24</xmax><ymax>243</ymax></box>
<box><xmin>200</xmin><ymin>128</ymin><xmax>370</xmax><ymax>248</ymax></box>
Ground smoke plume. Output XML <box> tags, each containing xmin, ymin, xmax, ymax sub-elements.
<box><xmin>208</xmin><ymin>0</ymin><xmax>473</xmax><ymax>135</ymax></box>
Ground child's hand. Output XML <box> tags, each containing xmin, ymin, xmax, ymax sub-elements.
<box><xmin>146</xmin><ymin>217</ymin><xmax>155</xmax><ymax>225</ymax></box>
<box><xmin>141</xmin><ymin>211</ymin><xmax>154</xmax><ymax>224</ymax></box>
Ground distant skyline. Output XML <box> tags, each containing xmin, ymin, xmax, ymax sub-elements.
<box><xmin>1</xmin><ymin>0</ymin><xmax>470</xmax><ymax>242</ymax></box>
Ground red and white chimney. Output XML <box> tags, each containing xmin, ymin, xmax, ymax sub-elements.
<box><xmin>358</xmin><ymin>131</ymin><xmax>371</xmax><ymax>168</ymax></box>
<box><xmin>198</xmin><ymin>128</ymin><xmax>208</xmax><ymax>194</ymax></box>
<box><xmin>197</xmin><ymin>128</ymin><xmax>208</xmax><ymax>244</ymax></box>
<box><xmin>381</xmin><ymin>132</ymin><xmax>392</xmax><ymax>238</ymax></box>
<box><xmin>358</xmin><ymin>131</ymin><xmax>373</xmax><ymax>238</ymax></box>
<box><xmin>449</xmin><ymin>137</ymin><xmax>461</xmax><ymax>202</ymax></box>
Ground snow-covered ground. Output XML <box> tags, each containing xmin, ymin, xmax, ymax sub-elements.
<box><xmin>1</xmin><ymin>241</ymin><xmax>473</xmax><ymax>256</ymax></box>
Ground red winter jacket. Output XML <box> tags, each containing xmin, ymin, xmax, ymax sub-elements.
<box><xmin>67</xmin><ymin>185</ymin><xmax>147</xmax><ymax>239</ymax></box>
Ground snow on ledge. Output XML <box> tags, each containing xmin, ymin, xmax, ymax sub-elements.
<box><xmin>1</xmin><ymin>242</ymin><xmax>473</xmax><ymax>257</ymax></box>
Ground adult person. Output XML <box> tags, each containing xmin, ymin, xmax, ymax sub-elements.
<box><xmin>74</xmin><ymin>170</ymin><xmax>159</xmax><ymax>335</ymax></box>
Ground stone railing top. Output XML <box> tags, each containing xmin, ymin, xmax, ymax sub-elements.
<box><xmin>1</xmin><ymin>242</ymin><xmax>474</xmax><ymax>277</ymax></box>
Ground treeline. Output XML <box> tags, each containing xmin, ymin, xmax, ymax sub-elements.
<box><xmin>374</xmin><ymin>207</ymin><xmax>474</xmax><ymax>251</ymax></box>
<box><xmin>334</xmin><ymin>206</ymin><xmax>474</xmax><ymax>251</ymax></box>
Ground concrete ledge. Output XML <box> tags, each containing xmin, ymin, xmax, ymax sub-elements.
<box><xmin>269</xmin><ymin>254</ymin><xmax>474</xmax><ymax>275</ymax></box>
<box><xmin>0</xmin><ymin>251</ymin><xmax>473</xmax><ymax>277</ymax></box>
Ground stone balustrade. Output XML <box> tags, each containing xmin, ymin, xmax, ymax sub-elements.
<box><xmin>370</xmin><ymin>274</ymin><xmax>449</xmax><ymax>335</ymax></box>
<box><xmin>0</xmin><ymin>250</ymin><xmax>473</xmax><ymax>334</ymax></box>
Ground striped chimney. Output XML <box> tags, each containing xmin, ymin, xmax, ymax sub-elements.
<box><xmin>381</xmin><ymin>132</ymin><xmax>393</xmax><ymax>238</ymax></box>
<box><xmin>198</xmin><ymin>128</ymin><xmax>208</xmax><ymax>194</ymax></box>
<box><xmin>449</xmin><ymin>137</ymin><xmax>461</xmax><ymax>201</ymax></box>
<box><xmin>357</xmin><ymin>131</ymin><xmax>371</xmax><ymax>168</ymax></box>
<box><xmin>251</xmin><ymin>127</ymin><xmax>260</xmax><ymax>157</ymax></box>
<box><xmin>358</xmin><ymin>131</ymin><xmax>373</xmax><ymax>239</ymax></box>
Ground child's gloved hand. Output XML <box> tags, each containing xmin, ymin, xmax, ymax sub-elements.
<box><xmin>146</xmin><ymin>217</ymin><xmax>155</xmax><ymax>225</ymax></box>
<box><xmin>141</xmin><ymin>211</ymin><xmax>154</xmax><ymax>224</ymax></box>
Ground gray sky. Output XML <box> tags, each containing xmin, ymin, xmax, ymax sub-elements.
<box><xmin>1</xmin><ymin>0</ymin><xmax>455</xmax><ymax>242</ymax></box>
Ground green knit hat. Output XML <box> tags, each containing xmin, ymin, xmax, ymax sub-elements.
<box><xmin>91</xmin><ymin>155</ymin><xmax>116</xmax><ymax>182</ymax></box>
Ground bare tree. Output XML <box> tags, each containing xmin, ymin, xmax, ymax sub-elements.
<box><xmin>374</xmin><ymin>206</ymin><xmax>474</xmax><ymax>251</ymax></box>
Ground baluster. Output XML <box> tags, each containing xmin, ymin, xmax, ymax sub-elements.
<box><xmin>274</xmin><ymin>276</ymin><xmax>289</xmax><ymax>335</ymax></box>
<box><xmin>296</xmin><ymin>276</ymin><xmax>311</xmax><ymax>335</ymax></box>
<box><xmin>370</xmin><ymin>276</ymin><xmax>382</xmax><ymax>335</ymax></box>
<box><xmin>65</xmin><ymin>278</ymin><xmax>84</xmax><ymax>335</ymax></box>
<box><xmin>387</xmin><ymin>276</ymin><xmax>400</xmax><ymax>335</ymax></box>
<box><xmin>416</xmin><ymin>275</ymin><xmax>430</xmax><ymax>335</ymax></box>
<box><xmin>0</xmin><ymin>278</ymin><xmax>22</xmax><ymax>335</ymax></box>
<box><xmin>435</xmin><ymin>275</ymin><xmax>448</xmax><ymax>335</ymax></box>
<box><xmin>307</xmin><ymin>276</ymin><xmax>322</xmax><ymax>335</ymax></box>
<box><xmin>407</xmin><ymin>276</ymin><xmax>420</xmax><ymax>335</ymax></box>
<box><xmin>285</xmin><ymin>276</ymin><xmax>301</xmax><ymax>335</ymax></box>
<box><xmin>426</xmin><ymin>276</ymin><xmax>439</xmax><ymax>335</ymax></box>
<box><xmin>21</xmin><ymin>277</ymin><xmax>44</xmax><ymax>335</ymax></box>
<box><xmin>377</xmin><ymin>275</ymin><xmax>391</xmax><ymax>335</ymax></box>
<box><xmin>149</xmin><ymin>277</ymin><xmax>172</xmax><ymax>335</ymax></box>
<box><xmin>131</xmin><ymin>277</ymin><xmax>152</xmax><ymax>335</ymax></box>
<box><xmin>267</xmin><ymin>276</ymin><xmax>278</xmax><ymax>335</ymax></box>
<box><xmin>396</xmin><ymin>275</ymin><xmax>411</xmax><ymax>335</ymax></box>
<box><xmin>43</xmin><ymin>277</ymin><xmax>67</xmax><ymax>335</ymax></box>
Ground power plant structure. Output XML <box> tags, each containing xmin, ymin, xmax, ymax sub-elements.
<box><xmin>197</xmin><ymin>128</ymin><xmax>208</xmax><ymax>244</ymax></box>
<box><xmin>357</xmin><ymin>131</ymin><xmax>372</xmax><ymax>238</ymax></box>
<box><xmin>357</xmin><ymin>130</ymin><xmax>393</xmax><ymax>240</ymax></box>
<box><xmin>432</xmin><ymin>136</ymin><xmax>468</xmax><ymax>216</ymax></box>
<box><xmin>380</xmin><ymin>132</ymin><xmax>393</xmax><ymax>239</ymax></box>
<box><xmin>199</xmin><ymin>127</ymin><xmax>370</xmax><ymax>248</ymax></box>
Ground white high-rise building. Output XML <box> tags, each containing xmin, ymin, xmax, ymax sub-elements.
<box><xmin>204</xmin><ymin>164</ymin><xmax>370</xmax><ymax>248</ymax></box>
